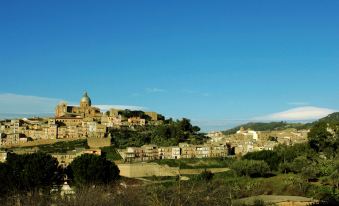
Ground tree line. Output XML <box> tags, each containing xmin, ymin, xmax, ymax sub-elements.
<box><xmin>109</xmin><ymin>118</ymin><xmax>207</xmax><ymax>148</ymax></box>
<box><xmin>0</xmin><ymin>153</ymin><xmax>120</xmax><ymax>198</ymax></box>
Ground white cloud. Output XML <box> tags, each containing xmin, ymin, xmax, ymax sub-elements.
<box><xmin>0</xmin><ymin>93</ymin><xmax>146</xmax><ymax>119</ymax></box>
<box><xmin>145</xmin><ymin>88</ymin><xmax>166</xmax><ymax>93</ymax></box>
<box><xmin>131</xmin><ymin>88</ymin><xmax>166</xmax><ymax>97</ymax></box>
<box><xmin>255</xmin><ymin>106</ymin><xmax>337</xmax><ymax>121</ymax></box>
<box><xmin>0</xmin><ymin>93</ymin><xmax>61</xmax><ymax>114</ymax></box>
<box><xmin>181</xmin><ymin>89</ymin><xmax>196</xmax><ymax>94</ymax></box>
<box><xmin>287</xmin><ymin>102</ymin><xmax>310</xmax><ymax>106</ymax></box>
<box><xmin>181</xmin><ymin>90</ymin><xmax>210</xmax><ymax>97</ymax></box>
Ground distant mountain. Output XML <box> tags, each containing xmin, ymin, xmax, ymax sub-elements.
<box><xmin>222</xmin><ymin>112</ymin><xmax>339</xmax><ymax>135</ymax></box>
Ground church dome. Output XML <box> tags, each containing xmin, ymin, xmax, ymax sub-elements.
<box><xmin>80</xmin><ymin>92</ymin><xmax>91</xmax><ymax>106</ymax></box>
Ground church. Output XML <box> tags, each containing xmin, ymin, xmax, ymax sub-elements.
<box><xmin>55</xmin><ymin>92</ymin><xmax>102</xmax><ymax>118</ymax></box>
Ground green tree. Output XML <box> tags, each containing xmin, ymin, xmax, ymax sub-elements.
<box><xmin>6</xmin><ymin>153</ymin><xmax>61</xmax><ymax>191</ymax></box>
<box><xmin>289</xmin><ymin>156</ymin><xmax>310</xmax><ymax>173</ymax></box>
<box><xmin>0</xmin><ymin>163</ymin><xmax>15</xmax><ymax>195</ymax></box>
<box><xmin>275</xmin><ymin>143</ymin><xmax>315</xmax><ymax>163</ymax></box>
<box><xmin>308</xmin><ymin>122</ymin><xmax>338</xmax><ymax>157</ymax></box>
<box><xmin>179</xmin><ymin>118</ymin><xmax>193</xmax><ymax>132</ymax></box>
<box><xmin>69</xmin><ymin>154</ymin><xmax>120</xmax><ymax>185</ymax></box>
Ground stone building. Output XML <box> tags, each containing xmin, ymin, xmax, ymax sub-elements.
<box><xmin>52</xmin><ymin>148</ymin><xmax>102</xmax><ymax>168</ymax></box>
<box><xmin>158</xmin><ymin>147</ymin><xmax>173</xmax><ymax>159</ymax></box>
<box><xmin>118</xmin><ymin>143</ymin><xmax>230</xmax><ymax>162</ymax></box>
<box><xmin>55</xmin><ymin>92</ymin><xmax>101</xmax><ymax>118</ymax></box>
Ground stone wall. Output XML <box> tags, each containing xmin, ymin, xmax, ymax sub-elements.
<box><xmin>117</xmin><ymin>163</ymin><xmax>230</xmax><ymax>177</ymax></box>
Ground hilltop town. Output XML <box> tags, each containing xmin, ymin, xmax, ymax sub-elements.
<box><xmin>0</xmin><ymin>93</ymin><xmax>338</xmax><ymax>206</ymax></box>
<box><xmin>0</xmin><ymin>92</ymin><xmax>312</xmax><ymax>166</ymax></box>
<box><xmin>0</xmin><ymin>92</ymin><xmax>162</xmax><ymax>148</ymax></box>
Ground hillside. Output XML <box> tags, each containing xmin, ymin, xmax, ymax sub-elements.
<box><xmin>222</xmin><ymin>122</ymin><xmax>310</xmax><ymax>135</ymax></box>
<box><xmin>222</xmin><ymin>112</ymin><xmax>339</xmax><ymax>135</ymax></box>
<box><xmin>315</xmin><ymin>112</ymin><xmax>339</xmax><ymax>124</ymax></box>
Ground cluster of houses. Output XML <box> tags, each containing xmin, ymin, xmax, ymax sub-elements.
<box><xmin>117</xmin><ymin>126</ymin><xmax>308</xmax><ymax>162</ymax></box>
<box><xmin>118</xmin><ymin>142</ymin><xmax>231</xmax><ymax>162</ymax></box>
<box><xmin>207</xmin><ymin>127</ymin><xmax>309</xmax><ymax>155</ymax></box>
<box><xmin>0</xmin><ymin>92</ymin><xmax>161</xmax><ymax>147</ymax></box>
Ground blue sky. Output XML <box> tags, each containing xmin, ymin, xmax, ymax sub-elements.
<box><xmin>0</xmin><ymin>0</ymin><xmax>339</xmax><ymax>131</ymax></box>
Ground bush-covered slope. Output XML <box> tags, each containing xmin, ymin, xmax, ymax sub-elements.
<box><xmin>222</xmin><ymin>112</ymin><xmax>339</xmax><ymax>135</ymax></box>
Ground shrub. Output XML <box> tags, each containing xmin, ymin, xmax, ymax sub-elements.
<box><xmin>231</xmin><ymin>160</ymin><xmax>270</xmax><ymax>177</ymax></box>
<box><xmin>197</xmin><ymin>169</ymin><xmax>214</xmax><ymax>182</ymax></box>
<box><xmin>289</xmin><ymin>156</ymin><xmax>310</xmax><ymax>173</ymax></box>
<box><xmin>242</xmin><ymin>150</ymin><xmax>280</xmax><ymax>171</ymax></box>
<box><xmin>301</xmin><ymin>166</ymin><xmax>318</xmax><ymax>181</ymax></box>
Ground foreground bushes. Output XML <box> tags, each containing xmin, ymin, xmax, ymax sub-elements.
<box><xmin>0</xmin><ymin>153</ymin><xmax>61</xmax><ymax>195</ymax></box>
<box><xmin>231</xmin><ymin>160</ymin><xmax>270</xmax><ymax>177</ymax></box>
<box><xmin>242</xmin><ymin>150</ymin><xmax>280</xmax><ymax>171</ymax></box>
<box><xmin>0</xmin><ymin>152</ymin><xmax>120</xmax><ymax>198</ymax></box>
<box><xmin>3</xmin><ymin>176</ymin><xmax>336</xmax><ymax>206</ymax></box>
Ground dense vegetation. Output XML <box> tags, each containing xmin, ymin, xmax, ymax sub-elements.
<box><xmin>114</xmin><ymin>109</ymin><xmax>165</xmax><ymax>121</ymax></box>
<box><xmin>231</xmin><ymin>160</ymin><xmax>271</xmax><ymax>177</ymax></box>
<box><xmin>316</xmin><ymin>112</ymin><xmax>339</xmax><ymax>124</ymax></box>
<box><xmin>308</xmin><ymin>121</ymin><xmax>339</xmax><ymax>158</ymax></box>
<box><xmin>0</xmin><ymin>153</ymin><xmax>62</xmax><ymax>195</ymax></box>
<box><xmin>154</xmin><ymin>157</ymin><xmax>234</xmax><ymax>169</ymax></box>
<box><xmin>1</xmin><ymin>170</ymin><xmax>337</xmax><ymax>206</ymax></box>
<box><xmin>232</xmin><ymin>118</ymin><xmax>339</xmax><ymax>204</ymax></box>
<box><xmin>117</xmin><ymin>109</ymin><xmax>151</xmax><ymax>120</ymax></box>
<box><xmin>242</xmin><ymin>150</ymin><xmax>280</xmax><ymax>170</ymax></box>
<box><xmin>109</xmin><ymin>118</ymin><xmax>207</xmax><ymax>148</ymax></box>
<box><xmin>0</xmin><ymin>153</ymin><xmax>119</xmax><ymax>200</ymax></box>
